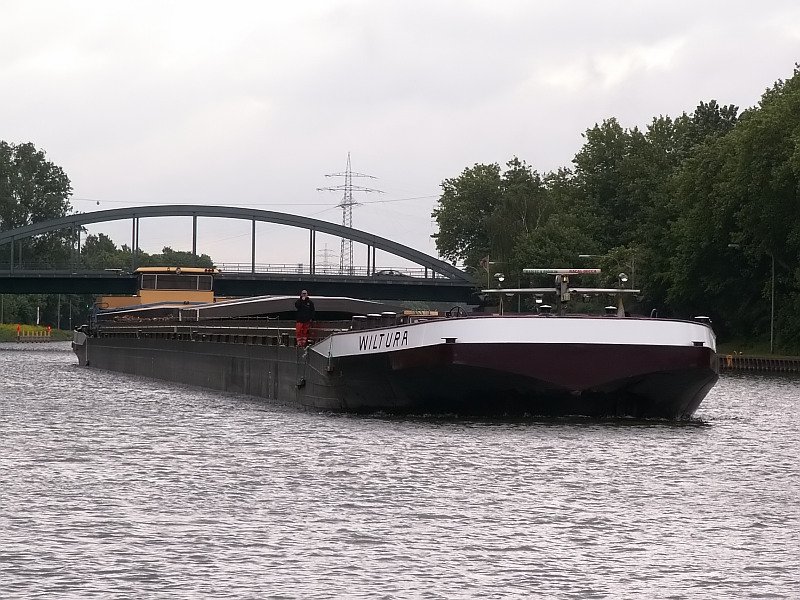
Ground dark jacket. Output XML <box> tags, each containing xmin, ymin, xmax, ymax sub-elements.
<box><xmin>295</xmin><ymin>297</ymin><xmax>315</xmax><ymax>323</ymax></box>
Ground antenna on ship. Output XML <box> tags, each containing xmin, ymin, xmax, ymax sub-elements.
<box><xmin>318</xmin><ymin>152</ymin><xmax>383</xmax><ymax>275</ymax></box>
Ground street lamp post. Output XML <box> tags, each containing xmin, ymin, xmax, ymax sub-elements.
<box><xmin>494</xmin><ymin>273</ymin><xmax>505</xmax><ymax>315</ymax></box>
<box><xmin>481</xmin><ymin>257</ymin><xmax>503</xmax><ymax>288</ymax></box>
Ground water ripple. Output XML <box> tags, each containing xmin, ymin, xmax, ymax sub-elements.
<box><xmin>0</xmin><ymin>344</ymin><xmax>798</xmax><ymax>598</ymax></box>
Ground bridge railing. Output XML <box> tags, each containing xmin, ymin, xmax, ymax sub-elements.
<box><xmin>0</xmin><ymin>260</ymin><xmax>451</xmax><ymax>279</ymax></box>
<box><xmin>215</xmin><ymin>263</ymin><xmax>444</xmax><ymax>278</ymax></box>
<box><xmin>0</xmin><ymin>260</ymin><xmax>97</xmax><ymax>272</ymax></box>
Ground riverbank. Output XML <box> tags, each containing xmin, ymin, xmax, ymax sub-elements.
<box><xmin>716</xmin><ymin>341</ymin><xmax>800</xmax><ymax>372</ymax></box>
<box><xmin>0</xmin><ymin>324</ymin><xmax>72</xmax><ymax>342</ymax></box>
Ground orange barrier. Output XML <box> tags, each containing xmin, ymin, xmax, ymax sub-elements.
<box><xmin>16</xmin><ymin>325</ymin><xmax>53</xmax><ymax>343</ymax></box>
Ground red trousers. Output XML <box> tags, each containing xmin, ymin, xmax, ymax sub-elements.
<box><xmin>296</xmin><ymin>321</ymin><xmax>311</xmax><ymax>347</ymax></box>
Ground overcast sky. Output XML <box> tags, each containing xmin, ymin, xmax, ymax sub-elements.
<box><xmin>2</xmin><ymin>1</ymin><xmax>798</xmax><ymax>270</ymax></box>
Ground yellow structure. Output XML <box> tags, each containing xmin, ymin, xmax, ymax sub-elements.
<box><xmin>96</xmin><ymin>267</ymin><xmax>218</xmax><ymax>309</ymax></box>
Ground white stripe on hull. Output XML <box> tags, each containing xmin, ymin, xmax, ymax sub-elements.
<box><xmin>311</xmin><ymin>316</ymin><xmax>716</xmax><ymax>359</ymax></box>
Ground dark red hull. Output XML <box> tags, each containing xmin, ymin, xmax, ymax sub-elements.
<box><xmin>327</xmin><ymin>342</ymin><xmax>719</xmax><ymax>419</ymax></box>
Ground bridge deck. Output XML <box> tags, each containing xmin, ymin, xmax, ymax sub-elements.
<box><xmin>0</xmin><ymin>270</ymin><xmax>476</xmax><ymax>302</ymax></box>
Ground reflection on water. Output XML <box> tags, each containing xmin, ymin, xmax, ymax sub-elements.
<box><xmin>1</xmin><ymin>343</ymin><xmax>799</xmax><ymax>598</ymax></box>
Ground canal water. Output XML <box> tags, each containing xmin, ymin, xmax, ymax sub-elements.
<box><xmin>1</xmin><ymin>343</ymin><xmax>798</xmax><ymax>599</ymax></box>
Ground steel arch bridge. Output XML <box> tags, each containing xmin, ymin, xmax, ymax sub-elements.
<box><xmin>0</xmin><ymin>205</ymin><xmax>469</xmax><ymax>281</ymax></box>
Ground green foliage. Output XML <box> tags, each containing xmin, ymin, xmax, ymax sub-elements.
<box><xmin>0</xmin><ymin>142</ymin><xmax>86</xmax><ymax>326</ymax></box>
<box><xmin>138</xmin><ymin>246</ymin><xmax>214</xmax><ymax>269</ymax></box>
<box><xmin>78</xmin><ymin>233</ymin><xmax>216</xmax><ymax>272</ymax></box>
<box><xmin>665</xmin><ymin>67</ymin><xmax>800</xmax><ymax>346</ymax></box>
<box><xmin>80</xmin><ymin>233</ymin><xmax>127</xmax><ymax>270</ymax></box>
<box><xmin>511</xmin><ymin>213</ymin><xmax>597</xmax><ymax>273</ymax></box>
<box><xmin>0</xmin><ymin>141</ymin><xmax>72</xmax><ymax>231</ymax></box>
<box><xmin>79</xmin><ymin>235</ymin><xmax>215</xmax><ymax>270</ymax></box>
<box><xmin>432</xmin><ymin>158</ymin><xmax>587</xmax><ymax>275</ymax></box>
<box><xmin>432</xmin><ymin>162</ymin><xmax>504</xmax><ymax>266</ymax></box>
<box><xmin>0</xmin><ymin>292</ymin><xmax>91</xmax><ymax>329</ymax></box>
<box><xmin>1</xmin><ymin>141</ymin><xmax>74</xmax><ymax>269</ymax></box>
<box><xmin>572</xmin><ymin>118</ymin><xmax>638</xmax><ymax>248</ymax></box>
<box><xmin>0</xmin><ymin>140</ymin><xmax>216</xmax><ymax>326</ymax></box>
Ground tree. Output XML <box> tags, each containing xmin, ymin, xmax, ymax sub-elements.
<box><xmin>433</xmin><ymin>158</ymin><xmax>601</xmax><ymax>301</ymax></box>
<box><xmin>432</xmin><ymin>158</ymin><xmax>565</xmax><ymax>270</ymax></box>
<box><xmin>81</xmin><ymin>233</ymin><xmax>129</xmax><ymax>270</ymax></box>
<box><xmin>140</xmin><ymin>246</ymin><xmax>214</xmax><ymax>268</ymax></box>
<box><xmin>0</xmin><ymin>141</ymin><xmax>72</xmax><ymax>229</ymax></box>
<box><xmin>664</xmin><ymin>69</ymin><xmax>799</xmax><ymax>346</ymax></box>
<box><xmin>487</xmin><ymin>157</ymin><xmax>554</xmax><ymax>271</ymax></box>
<box><xmin>723</xmin><ymin>67</ymin><xmax>800</xmax><ymax>347</ymax></box>
<box><xmin>0</xmin><ymin>141</ymin><xmax>73</xmax><ymax>267</ymax></box>
<box><xmin>80</xmin><ymin>235</ymin><xmax>216</xmax><ymax>270</ymax></box>
<box><xmin>432</xmin><ymin>162</ymin><xmax>504</xmax><ymax>267</ymax></box>
<box><xmin>571</xmin><ymin>118</ymin><xmax>636</xmax><ymax>248</ymax></box>
<box><xmin>567</xmin><ymin>103</ymin><xmax>740</xmax><ymax>315</ymax></box>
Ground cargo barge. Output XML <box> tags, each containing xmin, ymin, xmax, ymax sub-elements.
<box><xmin>72</xmin><ymin>267</ymin><xmax>719</xmax><ymax>419</ymax></box>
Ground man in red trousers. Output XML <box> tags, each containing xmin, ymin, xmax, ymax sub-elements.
<box><xmin>294</xmin><ymin>289</ymin><xmax>315</xmax><ymax>347</ymax></box>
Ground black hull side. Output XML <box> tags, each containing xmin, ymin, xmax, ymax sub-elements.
<box><xmin>74</xmin><ymin>337</ymin><xmax>718</xmax><ymax>419</ymax></box>
<box><xmin>73</xmin><ymin>337</ymin><xmax>339</xmax><ymax>409</ymax></box>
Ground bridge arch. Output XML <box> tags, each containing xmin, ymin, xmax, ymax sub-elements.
<box><xmin>0</xmin><ymin>205</ymin><xmax>469</xmax><ymax>281</ymax></box>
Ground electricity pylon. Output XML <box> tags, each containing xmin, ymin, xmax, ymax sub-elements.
<box><xmin>317</xmin><ymin>153</ymin><xmax>382</xmax><ymax>274</ymax></box>
<box><xmin>316</xmin><ymin>243</ymin><xmax>337</xmax><ymax>274</ymax></box>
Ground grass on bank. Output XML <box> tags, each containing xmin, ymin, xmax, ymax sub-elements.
<box><xmin>0</xmin><ymin>323</ymin><xmax>73</xmax><ymax>342</ymax></box>
<box><xmin>712</xmin><ymin>339</ymin><xmax>800</xmax><ymax>358</ymax></box>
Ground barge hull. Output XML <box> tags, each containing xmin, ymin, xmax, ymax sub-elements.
<box><xmin>74</xmin><ymin>336</ymin><xmax>717</xmax><ymax>419</ymax></box>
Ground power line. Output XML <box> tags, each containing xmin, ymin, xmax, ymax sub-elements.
<box><xmin>72</xmin><ymin>194</ymin><xmax>433</xmax><ymax>207</ymax></box>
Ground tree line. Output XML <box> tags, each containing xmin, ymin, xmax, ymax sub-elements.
<box><xmin>432</xmin><ymin>65</ymin><xmax>800</xmax><ymax>351</ymax></box>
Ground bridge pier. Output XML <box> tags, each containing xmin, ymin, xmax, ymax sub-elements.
<box><xmin>366</xmin><ymin>245</ymin><xmax>377</xmax><ymax>276</ymax></box>
<box><xmin>251</xmin><ymin>219</ymin><xmax>256</xmax><ymax>274</ymax></box>
<box><xmin>309</xmin><ymin>229</ymin><xmax>316</xmax><ymax>275</ymax></box>
<box><xmin>130</xmin><ymin>217</ymin><xmax>140</xmax><ymax>271</ymax></box>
